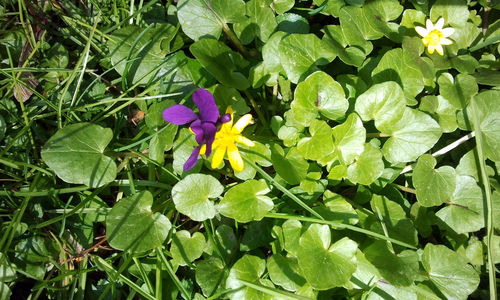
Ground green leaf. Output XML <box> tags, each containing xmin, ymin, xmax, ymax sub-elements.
<box><xmin>267</xmin><ymin>254</ymin><xmax>307</xmax><ymax>292</ymax></box>
<box><xmin>41</xmin><ymin>123</ymin><xmax>117</xmax><ymax>188</ymax></box>
<box><xmin>297</xmin><ymin>120</ymin><xmax>334</xmax><ymax>162</ymax></box>
<box><xmin>382</xmin><ymin>108</ymin><xmax>442</xmax><ymax>163</ymax></box>
<box><xmin>419</xmin><ymin>95</ymin><xmax>459</xmax><ymax>133</ymax></box>
<box><xmin>282</xmin><ymin>219</ymin><xmax>302</xmax><ymax>256</ymax></box>
<box><xmin>332</xmin><ymin>113</ymin><xmax>366</xmax><ymax>165</ymax></box>
<box><xmin>372</xmin><ymin>48</ymin><xmax>425</xmax><ymax>99</ymax></box>
<box><xmin>145</xmin><ymin>100</ymin><xmax>176</xmax><ymax>129</ymax></box>
<box><xmin>234</xmin><ymin>0</ymin><xmax>277</xmax><ymax>44</ymax></box>
<box><xmin>413</xmin><ymin>154</ymin><xmax>456</xmax><ymax>207</ymax></box>
<box><xmin>177</xmin><ymin>0</ymin><xmax>245</xmax><ymax>41</ymax></box>
<box><xmin>213</xmin><ymin>85</ymin><xmax>251</xmax><ymax>116</ymax></box>
<box><xmin>346</xmin><ymin>143</ymin><xmax>384</xmax><ymax>185</ymax></box>
<box><xmin>368</xmin><ymin>194</ymin><xmax>418</xmax><ymax>247</ymax></box>
<box><xmin>108</xmin><ymin>24</ymin><xmax>176</xmax><ymax>85</ymax></box>
<box><xmin>171</xmin><ymin>174</ymin><xmax>224</xmax><ymax>221</ymax></box>
<box><xmin>297</xmin><ymin>224</ymin><xmax>357</xmax><ymax>289</ymax></box>
<box><xmin>226</xmin><ymin>255</ymin><xmax>273</xmax><ymax>300</ymax></box>
<box><xmin>271</xmin><ymin>0</ymin><xmax>295</xmax><ymax>14</ymax></box>
<box><xmin>315</xmin><ymin>190</ymin><xmax>359</xmax><ymax>225</ymax></box>
<box><xmin>422</xmin><ymin>244</ymin><xmax>480</xmax><ymax>300</ymax></box>
<box><xmin>0</xmin><ymin>282</ymin><xmax>11</xmax><ymax>300</ymax></box>
<box><xmin>321</xmin><ymin>25</ymin><xmax>368</xmax><ymax>67</ymax></box>
<box><xmin>364</xmin><ymin>241</ymin><xmax>419</xmax><ymax>287</ymax></box>
<box><xmin>278</xmin><ymin>35</ymin><xmax>334</xmax><ymax>83</ymax></box>
<box><xmin>276</xmin><ymin>13</ymin><xmax>309</xmax><ymax>34</ymax></box>
<box><xmin>436</xmin><ymin>175</ymin><xmax>485</xmax><ymax>234</ymax></box>
<box><xmin>218</xmin><ymin>179</ymin><xmax>273</xmax><ymax>223</ymax></box>
<box><xmin>430</xmin><ymin>0</ymin><xmax>469</xmax><ymax>28</ymax></box>
<box><xmin>190</xmin><ymin>39</ymin><xmax>250</xmax><ymax>90</ymax></box>
<box><xmin>195</xmin><ymin>257</ymin><xmax>226</xmax><ymax>297</ymax></box>
<box><xmin>173</xmin><ymin>128</ymin><xmax>202</xmax><ymax>175</ymax></box>
<box><xmin>292</xmin><ymin>71</ymin><xmax>348</xmax><ymax>126</ymax></box>
<box><xmin>354</xmin><ymin>81</ymin><xmax>405</xmax><ymax>131</ymax></box>
<box><xmin>270</xmin><ymin>144</ymin><xmax>308</xmax><ymax>185</ymax></box>
<box><xmin>438</xmin><ymin>73</ymin><xmax>478</xmax><ymax>109</ymax></box>
<box><xmin>106</xmin><ymin>191</ymin><xmax>171</xmax><ymax>253</ymax></box>
<box><xmin>170</xmin><ymin>230</ymin><xmax>206</xmax><ymax>266</ymax></box>
<box><xmin>149</xmin><ymin>124</ymin><xmax>178</xmax><ymax>164</ymax></box>
<box><xmin>468</xmin><ymin>90</ymin><xmax>500</xmax><ymax>161</ymax></box>
<box><xmin>0</xmin><ymin>253</ymin><xmax>16</xmax><ymax>282</ymax></box>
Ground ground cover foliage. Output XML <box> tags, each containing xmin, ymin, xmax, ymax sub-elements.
<box><xmin>0</xmin><ymin>0</ymin><xmax>500</xmax><ymax>299</ymax></box>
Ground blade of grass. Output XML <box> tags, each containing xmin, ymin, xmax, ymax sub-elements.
<box><xmin>242</xmin><ymin>155</ymin><xmax>323</xmax><ymax>220</ymax></box>
<box><xmin>93</xmin><ymin>256</ymin><xmax>155</xmax><ymax>300</ymax></box>
<box><xmin>156</xmin><ymin>248</ymin><xmax>191</xmax><ymax>300</ymax></box>
<box><xmin>469</xmin><ymin>100</ymin><xmax>497</xmax><ymax>300</ymax></box>
<box><xmin>237</xmin><ymin>280</ymin><xmax>312</xmax><ymax>300</ymax></box>
<box><xmin>265</xmin><ymin>212</ymin><xmax>417</xmax><ymax>249</ymax></box>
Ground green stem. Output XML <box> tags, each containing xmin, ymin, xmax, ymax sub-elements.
<box><xmin>238</xmin><ymin>279</ymin><xmax>312</xmax><ymax>300</ymax></box>
<box><xmin>156</xmin><ymin>248</ymin><xmax>191</xmax><ymax>300</ymax></box>
<box><xmin>242</xmin><ymin>155</ymin><xmax>323</xmax><ymax>220</ymax></box>
<box><xmin>222</xmin><ymin>23</ymin><xmax>249</xmax><ymax>58</ymax></box>
<box><xmin>244</xmin><ymin>90</ymin><xmax>269</xmax><ymax>129</ymax></box>
<box><xmin>366</xmin><ymin>132</ymin><xmax>391</xmax><ymax>138</ymax></box>
<box><xmin>469</xmin><ymin>101</ymin><xmax>497</xmax><ymax>300</ymax></box>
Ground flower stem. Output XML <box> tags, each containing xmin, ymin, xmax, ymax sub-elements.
<box><xmin>366</xmin><ymin>132</ymin><xmax>391</xmax><ymax>138</ymax></box>
<box><xmin>244</xmin><ymin>90</ymin><xmax>269</xmax><ymax>129</ymax></box>
<box><xmin>222</xmin><ymin>23</ymin><xmax>249</xmax><ymax>58</ymax></box>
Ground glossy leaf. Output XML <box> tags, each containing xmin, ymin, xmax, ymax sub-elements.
<box><xmin>41</xmin><ymin>123</ymin><xmax>117</xmax><ymax>188</ymax></box>
<box><xmin>170</xmin><ymin>230</ymin><xmax>206</xmax><ymax>266</ymax></box>
<box><xmin>346</xmin><ymin>143</ymin><xmax>384</xmax><ymax>185</ymax></box>
<box><xmin>106</xmin><ymin>191</ymin><xmax>171</xmax><ymax>253</ymax></box>
<box><xmin>171</xmin><ymin>174</ymin><xmax>224</xmax><ymax>221</ymax></box>
<box><xmin>413</xmin><ymin>154</ymin><xmax>456</xmax><ymax>207</ymax></box>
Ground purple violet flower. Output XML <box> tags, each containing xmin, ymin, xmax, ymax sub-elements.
<box><xmin>162</xmin><ymin>88</ymin><xmax>230</xmax><ymax>171</ymax></box>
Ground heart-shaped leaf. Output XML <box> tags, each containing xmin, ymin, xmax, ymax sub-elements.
<box><xmin>226</xmin><ymin>255</ymin><xmax>273</xmax><ymax>300</ymax></box>
<box><xmin>267</xmin><ymin>253</ymin><xmax>307</xmax><ymax>292</ymax></box>
<box><xmin>292</xmin><ymin>71</ymin><xmax>348</xmax><ymax>126</ymax></box>
<box><xmin>195</xmin><ymin>257</ymin><xmax>226</xmax><ymax>297</ymax></box>
<box><xmin>219</xmin><ymin>180</ymin><xmax>273</xmax><ymax>223</ymax></box>
<box><xmin>177</xmin><ymin>0</ymin><xmax>245</xmax><ymax>41</ymax></box>
<box><xmin>297</xmin><ymin>120</ymin><xmax>335</xmax><ymax>162</ymax></box>
<box><xmin>436</xmin><ymin>175</ymin><xmax>484</xmax><ymax>234</ymax></box>
<box><xmin>413</xmin><ymin>154</ymin><xmax>456</xmax><ymax>207</ymax></box>
<box><xmin>170</xmin><ymin>230</ymin><xmax>206</xmax><ymax>266</ymax></box>
<box><xmin>41</xmin><ymin>123</ymin><xmax>117</xmax><ymax>188</ymax></box>
<box><xmin>297</xmin><ymin>224</ymin><xmax>357</xmax><ymax>290</ymax></box>
<box><xmin>422</xmin><ymin>244</ymin><xmax>479</xmax><ymax>300</ymax></box>
<box><xmin>354</xmin><ymin>81</ymin><xmax>406</xmax><ymax>131</ymax></box>
<box><xmin>172</xmin><ymin>174</ymin><xmax>223</xmax><ymax>221</ymax></box>
<box><xmin>346</xmin><ymin>143</ymin><xmax>384</xmax><ymax>185</ymax></box>
<box><xmin>382</xmin><ymin>108</ymin><xmax>442</xmax><ymax>163</ymax></box>
<box><xmin>106</xmin><ymin>191</ymin><xmax>171</xmax><ymax>253</ymax></box>
<box><xmin>332</xmin><ymin>113</ymin><xmax>366</xmax><ymax>165</ymax></box>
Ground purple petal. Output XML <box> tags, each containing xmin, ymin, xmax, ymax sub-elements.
<box><xmin>192</xmin><ymin>88</ymin><xmax>219</xmax><ymax>123</ymax></box>
<box><xmin>183</xmin><ymin>146</ymin><xmax>200</xmax><ymax>172</ymax></box>
<box><xmin>220</xmin><ymin>113</ymin><xmax>231</xmax><ymax>123</ymax></box>
<box><xmin>201</xmin><ymin>122</ymin><xmax>217</xmax><ymax>157</ymax></box>
<box><xmin>163</xmin><ymin>105</ymin><xmax>198</xmax><ymax>125</ymax></box>
<box><xmin>190</xmin><ymin>120</ymin><xmax>204</xmax><ymax>144</ymax></box>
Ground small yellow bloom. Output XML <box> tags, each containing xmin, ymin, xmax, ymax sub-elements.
<box><xmin>415</xmin><ymin>18</ymin><xmax>454</xmax><ymax>56</ymax></box>
<box><xmin>210</xmin><ymin>106</ymin><xmax>255</xmax><ymax>172</ymax></box>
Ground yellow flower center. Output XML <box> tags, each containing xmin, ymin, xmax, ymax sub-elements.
<box><xmin>215</xmin><ymin>126</ymin><xmax>237</xmax><ymax>145</ymax></box>
<box><xmin>425</xmin><ymin>29</ymin><xmax>443</xmax><ymax>46</ymax></box>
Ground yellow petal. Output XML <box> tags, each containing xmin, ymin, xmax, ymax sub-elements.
<box><xmin>236</xmin><ymin>135</ymin><xmax>255</xmax><ymax>147</ymax></box>
<box><xmin>232</xmin><ymin>114</ymin><xmax>253</xmax><ymax>133</ymax></box>
<box><xmin>199</xmin><ymin>144</ymin><xmax>206</xmax><ymax>155</ymax></box>
<box><xmin>225</xmin><ymin>106</ymin><xmax>234</xmax><ymax>128</ymax></box>
<box><xmin>435</xmin><ymin>44</ymin><xmax>444</xmax><ymax>56</ymax></box>
<box><xmin>227</xmin><ymin>143</ymin><xmax>244</xmax><ymax>172</ymax></box>
<box><xmin>211</xmin><ymin>144</ymin><xmax>226</xmax><ymax>169</ymax></box>
<box><xmin>415</xmin><ymin>26</ymin><xmax>429</xmax><ymax>37</ymax></box>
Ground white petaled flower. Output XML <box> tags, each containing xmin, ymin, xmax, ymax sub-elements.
<box><xmin>415</xmin><ymin>18</ymin><xmax>455</xmax><ymax>56</ymax></box>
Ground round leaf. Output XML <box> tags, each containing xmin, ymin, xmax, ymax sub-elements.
<box><xmin>469</xmin><ymin>90</ymin><xmax>500</xmax><ymax>162</ymax></box>
<box><xmin>332</xmin><ymin>113</ymin><xmax>366</xmax><ymax>165</ymax></box>
<box><xmin>382</xmin><ymin>108</ymin><xmax>442</xmax><ymax>163</ymax></box>
<box><xmin>170</xmin><ymin>230</ymin><xmax>206</xmax><ymax>266</ymax></box>
<box><xmin>267</xmin><ymin>254</ymin><xmax>307</xmax><ymax>292</ymax></box>
<box><xmin>354</xmin><ymin>81</ymin><xmax>405</xmax><ymax>131</ymax></box>
<box><xmin>436</xmin><ymin>175</ymin><xmax>484</xmax><ymax>234</ymax></box>
<box><xmin>195</xmin><ymin>257</ymin><xmax>226</xmax><ymax>297</ymax></box>
<box><xmin>218</xmin><ymin>180</ymin><xmax>273</xmax><ymax>223</ymax></box>
<box><xmin>297</xmin><ymin>224</ymin><xmax>357</xmax><ymax>290</ymax></box>
<box><xmin>177</xmin><ymin>0</ymin><xmax>245</xmax><ymax>41</ymax></box>
<box><xmin>292</xmin><ymin>71</ymin><xmax>348</xmax><ymax>126</ymax></box>
<box><xmin>422</xmin><ymin>244</ymin><xmax>479</xmax><ymax>300</ymax></box>
<box><xmin>106</xmin><ymin>191</ymin><xmax>171</xmax><ymax>253</ymax></box>
<box><xmin>41</xmin><ymin>123</ymin><xmax>117</xmax><ymax>188</ymax></box>
<box><xmin>413</xmin><ymin>154</ymin><xmax>456</xmax><ymax>207</ymax></box>
<box><xmin>226</xmin><ymin>255</ymin><xmax>273</xmax><ymax>300</ymax></box>
<box><xmin>172</xmin><ymin>174</ymin><xmax>223</xmax><ymax>221</ymax></box>
<box><xmin>347</xmin><ymin>143</ymin><xmax>384</xmax><ymax>185</ymax></box>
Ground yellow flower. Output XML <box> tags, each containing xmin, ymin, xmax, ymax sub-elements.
<box><xmin>415</xmin><ymin>18</ymin><xmax>454</xmax><ymax>56</ymax></box>
<box><xmin>210</xmin><ymin>106</ymin><xmax>255</xmax><ymax>172</ymax></box>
